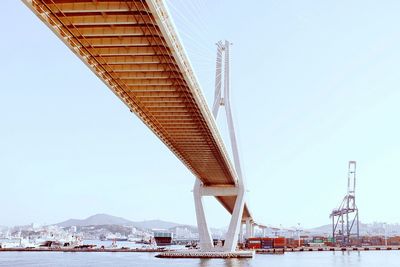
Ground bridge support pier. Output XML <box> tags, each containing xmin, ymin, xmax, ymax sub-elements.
<box><xmin>193</xmin><ymin>179</ymin><xmax>245</xmax><ymax>252</ymax></box>
<box><xmin>262</xmin><ymin>227</ymin><xmax>267</xmax><ymax>237</ymax></box>
<box><xmin>193</xmin><ymin>179</ymin><xmax>214</xmax><ymax>251</ymax></box>
<box><xmin>245</xmin><ymin>218</ymin><xmax>254</xmax><ymax>239</ymax></box>
<box><xmin>239</xmin><ymin>221</ymin><xmax>244</xmax><ymax>243</ymax></box>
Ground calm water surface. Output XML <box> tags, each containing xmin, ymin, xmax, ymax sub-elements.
<box><xmin>0</xmin><ymin>251</ymin><xmax>399</xmax><ymax>267</ymax></box>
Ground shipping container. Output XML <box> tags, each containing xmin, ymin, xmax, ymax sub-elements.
<box><xmin>388</xmin><ymin>236</ymin><xmax>400</xmax><ymax>245</ymax></box>
<box><xmin>273</xmin><ymin>237</ymin><xmax>286</xmax><ymax>248</ymax></box>
<box><xmin>324</xmin><ymin>241</ymin><xmax>335</xmax><ymax>247</ymax></box>
<box><xmin>246</xmin><ymin>238</ymin><xmax>261</xmax><ymax>249</ymax></box>
<box><xmin>261</xmin><ymin>237</ymin><xmax>273</xmax><ymax>249</ymax></box>
<box><xmin>327</xmin><ymin>237</ymin><xmax>336</xmax><ymax>243</ymax></box>
<box><xmin>287</xmin><ymin>239</ymin><xmax>304</xmax><ymax>248</ymax></box>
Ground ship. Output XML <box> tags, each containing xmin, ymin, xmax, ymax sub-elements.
<box><xmin>152</xmin><ymin>230</ymin><xmax>173</xmax><ymax>246</ymax></box>
<box><xmin>104</xmin><ymin>233</ymin><xmax>128</xmax><ymax>242</ymax></box>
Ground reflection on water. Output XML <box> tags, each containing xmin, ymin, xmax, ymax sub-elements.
<box><xmin>0</xmin><ymin>251</ymin><xmax>399</xmax><ymax>267</ymax></box>
<box><xmin>198</xmin><ymin>258</ymin><xmax>252</xmax><ymax>267</ymax></box>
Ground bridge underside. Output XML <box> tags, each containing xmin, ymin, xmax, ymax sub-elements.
<box><xmin>23</xmin><ymin>0</ymin><xmax>251</xmax><ymax>221</ymax></box>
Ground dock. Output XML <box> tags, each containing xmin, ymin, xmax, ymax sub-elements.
<box><xmin>256</xmin><ymin>246</ymin><xmax>400</xmax><ymax>254</ymax></box>
<box><xmin>0</xmin><ymin>247</ymin><xmax>166</xmax><ymax>253</ymax></box>
<box><xmin>155</xmin><ymin>250</ymin><xmax>255</xmax><ymax>258</ymax></box>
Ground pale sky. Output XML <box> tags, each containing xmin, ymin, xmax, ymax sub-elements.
<box><xmin>1</xmin><ymin>0</ymin><xmax>400</xmax><ymax>229</ymax></box>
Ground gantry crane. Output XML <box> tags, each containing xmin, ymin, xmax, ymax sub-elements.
<box><xmin>330</xmin><ymin>161</ymin><xmax>360</xmax><ymax>246</ymax></box>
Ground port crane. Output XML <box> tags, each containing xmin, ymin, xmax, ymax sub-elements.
<box><xmin>330</xmin><ymin>161</ymin><xmax>360</xmax><ymax>246</ymax></box>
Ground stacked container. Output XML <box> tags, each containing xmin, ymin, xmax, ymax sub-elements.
<box><xmin>273</xmin><ymin>237</ymin><xmax>286</xmax><ymax>248</ymax></box>
<box><xmin>246</xmin><ymin>238</ymin><xmax>261</xmax><ymax>249</ymax></box>
<box><xmin>261</xmin><ymin>237</ymin><xmax>273</xmax><ymax>249</ymax></box>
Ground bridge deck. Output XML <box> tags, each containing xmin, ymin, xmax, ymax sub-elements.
<box><xmin>23</xmin><ymin>0</ymin><xmax>251</xmax><ymax>219</ymax></box>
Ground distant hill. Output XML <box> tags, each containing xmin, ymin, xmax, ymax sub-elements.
<box><xmin>57</xmin><ymin>214</ymin><xmax>133</xmax><ymax>227</ymax></box>
<box><xmin>56</xmin><ymin>214</ymin><xmax>183</xmax><ymax>230</ymax></box>
<box><xmin>306</xmin><ymin>222</ymin><xmax>400</xmax><ymax>236</ymax></box>
<box><xmin>30</xmin><ymin>214</ymin><xmax>400</xmax><ymax>237</ymax></box>
<box><xmin>308</xmin><ymin>224</ymin><xmax>331</xmax><ymax>234</ymax></box>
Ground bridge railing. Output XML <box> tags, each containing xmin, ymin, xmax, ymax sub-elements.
<box><xmin>147</xmin><ymin>0</ymin><xmax>239</xmax><ymax>186</ymax></box>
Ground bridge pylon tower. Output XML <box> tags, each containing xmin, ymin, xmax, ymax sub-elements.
<box><xmin>194</xmin><ymin>40</ymin><xmax>246</xmax><ymax>252</ymax></box>
<box><xmin>330</xmin><ymin>161</ymin><xmax>360</xmax><ymax>246</ymax></box>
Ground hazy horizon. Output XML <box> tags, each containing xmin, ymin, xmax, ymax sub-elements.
<box><xmin>2</xmin><ymin>0</ymin><xmax>400</xmax><ymax>229</ymax></box>
<box><xmin>2</xmin><ymin>212</ymin><xmax>398</xmax><ymax>230</ymax></box>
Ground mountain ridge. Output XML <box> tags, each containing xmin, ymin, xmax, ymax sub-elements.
<box><xmin>56</xmin><ymin>213</ymin><xmax>183</xmax><ymax>230</ymax></box>
<box><xmin>54</xmin><ymin>214</ymin><xmax>400</xmax><ymax>236</ymax></box>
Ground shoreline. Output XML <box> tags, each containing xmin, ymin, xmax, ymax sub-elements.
<box><xmin>1</xmin><ymin>246</ymin><xmax>400</xmax><ymax>254</ymax></box>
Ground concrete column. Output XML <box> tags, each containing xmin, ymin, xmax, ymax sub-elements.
<box><xmin>223</xmin><ymin>186</ymin><xmax>245</xmax><ymax>251</ymax></box>
<box><xmin>246</xmin><ymin>218</ymin><xmax>251</xmax><ymax>239</ymax></box>
<box><xmin>239</xmin><ymin>222</ymin><xmax>243</xmax><ymax>243</ymax></box>
<box><xmin>193</xmin><ymin>179</ymin><xmax>213</xmax><ymax>251</ymax></box>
